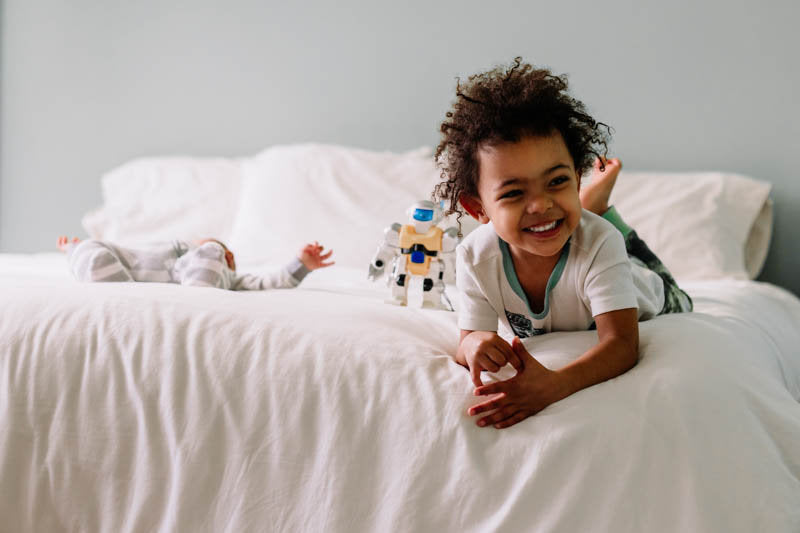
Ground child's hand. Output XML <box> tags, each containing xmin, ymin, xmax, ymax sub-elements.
<box><xmin>57</xmin><ymin>236</ymin><xmax>80</xmax><ymax>252</ymax></box>
<box><xmin>458</xmin><ymin>331</ymin><xmax>525</xmax><ymax>387</ymax></box>
<box><xmin>468</xmin><ymin>336</ymin><xmax>568</xmax><ymax>429</ymax></box>
<box><xmin>298</xmin><ymin>241</ymin><xmax>335</xmax><ymax>271</ymax></box>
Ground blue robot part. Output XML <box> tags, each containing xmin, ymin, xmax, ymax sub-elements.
<box><xmin>412</xmin><ymin>208</ymin><xmax>434</xmax><ymax>222</ymax></box>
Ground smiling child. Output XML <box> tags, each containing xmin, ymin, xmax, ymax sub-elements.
<box><xmin>433</xmin><ymin>58</ymin><xmax>692</xmax><ymax>429</ymax></box>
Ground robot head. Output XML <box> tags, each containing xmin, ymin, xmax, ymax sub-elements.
<box><xmin>407</xmin><ymin>200</ymin><xmax>443</xmax><ymax>227</ymax></box>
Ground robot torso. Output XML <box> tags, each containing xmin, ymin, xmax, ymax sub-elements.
<box><xmin>398</xmin><ymin>224</ymin><xmax>443</xmax><ymax>276</ymax></box>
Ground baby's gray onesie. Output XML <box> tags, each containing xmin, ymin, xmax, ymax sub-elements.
<box><xmin>66</xmin><ymin>239</ymin><xmax>309</xmax><ymax>290</ymax></box>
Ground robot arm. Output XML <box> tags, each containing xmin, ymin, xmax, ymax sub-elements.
<box><xmin>441</xmin><ymin>227</ymin><xmax>460</xmax><ymax>253</ymax></box>
<box><xmin>368</xmin><ymin>223</ymin><xmax>402</xmax><ymax>281</ymax></box>
<box><xmin>435</xmin><ymin>227</ymin><xmax>461</xmax><ymax>291</ymax></box>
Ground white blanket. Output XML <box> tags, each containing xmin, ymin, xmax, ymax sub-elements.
<box><xmin>1</xmin><ymin>254</ymin><xmax>799</xmax><ymax>532</ymax></box>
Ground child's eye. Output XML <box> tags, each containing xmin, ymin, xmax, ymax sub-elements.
<box><xmin>549</xmin><ymin>176</ymin><xmax>569</xmax><ymax>187</ymax></box>
<box><xmin>499</xmin><ymin>190</ymin><xmax>522</xmax><ymax>200</ymax></box>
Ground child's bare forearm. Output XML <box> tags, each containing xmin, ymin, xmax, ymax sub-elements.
<box><xmin>556</xmin><ymin>334</ymin><xmax>638</xmax><ymax>397</ymax></box>
<box><xmin>554</xmin><ymin>307</ymin><xmax>639</xmax><ymax>397</ymax></box>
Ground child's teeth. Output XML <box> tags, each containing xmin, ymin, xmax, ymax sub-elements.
<box><xmin>530</xmin><ymin>221</ymin><xmax>557</xmax><ymax>232</ymax></box>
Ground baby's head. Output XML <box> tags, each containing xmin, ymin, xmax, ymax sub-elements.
<box><xmin>434</xmin><ymin>58</ymin><xmax>611</xmax><ymax>259</ymax></box>
<box><xmin>196</xmin><ymin>238</ymin><xmax>236</xmax><ymax>271</ymax></box>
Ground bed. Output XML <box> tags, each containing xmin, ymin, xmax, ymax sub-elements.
<box><xmin>2</xmin><ymin>144</ymin><xmax>799</xmax><ymax>532</ymax></box>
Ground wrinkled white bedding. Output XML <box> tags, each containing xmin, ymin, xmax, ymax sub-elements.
<box><xmin>1</xmin><ymin>254</ymin><xmax>799</xmax><ymax>532</ymax></box>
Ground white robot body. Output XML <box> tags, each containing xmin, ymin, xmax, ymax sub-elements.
<box><xmin>368</xmin><ymin>201</ymin><xmax>459</xmax><ymax>310</ymax></box>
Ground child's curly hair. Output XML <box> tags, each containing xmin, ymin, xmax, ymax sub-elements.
<box><xmin>433</xmin><ymin>57</ymin><xmax>612</xmax><ymax>221</ymax></box>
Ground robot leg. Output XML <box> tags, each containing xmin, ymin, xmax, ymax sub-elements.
<box><xmin>421</xmin><ymin>260</ymin><xmax>452</xmax><ymax>311</ymax></box>
<box><xmin>386</xmin><ymin>258</ymin><xmax>409</xmax><ymax>306</ymax></box>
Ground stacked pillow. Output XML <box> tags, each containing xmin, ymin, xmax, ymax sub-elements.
<box><xmin>609</xmin><ymin>171</ymin><xmax>772</xmax><ymax>280</ymax></box>
<box><xmin>226</xmin><ymin>144</ymin><xmax>476</xmax><ymax>270</ymax></box>
<box><xmin>82</xmin><ymin>157</ymin><xmax>243</xmax><ymax>245</ymax></box>
<box><xmin>84</xmin><ymin>144</ymin><xmax>772</xmax><ymax>281</ymax></box>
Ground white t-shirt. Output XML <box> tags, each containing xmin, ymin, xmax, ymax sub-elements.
<box><xmin>456</xmin><ymin>209</ymin><xmax>664</xmax><ymax>339</ymax></box>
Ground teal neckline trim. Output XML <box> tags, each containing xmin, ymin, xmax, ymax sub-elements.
<box><xmin>499</xmin><ymin>238</ymin><xmax>570</xmax><ymax>320</ymax></box>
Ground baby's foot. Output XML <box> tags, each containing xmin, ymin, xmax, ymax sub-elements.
<box><xmin>57</xmin><ymin>236</ymin><xmax>80</xmax><ymax>252</ymax></box>
<box><xmin>580</xmin><ymin>157</ymin><xmax>622</xmax><ymax>215</ymax></box>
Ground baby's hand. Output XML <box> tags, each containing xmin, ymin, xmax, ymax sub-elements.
<box><xmin>459</xmin><ymin>331</ymin><xmax>524</xmax><ymax>387</ymax></box>
<box><xmin>57</xmin><ymin>236</ymin><xmax>80</xmax><ymax>252</ymax></box>
<box><xmin>468</xmin><ymin>337</ymin><xmax>568</xmax><ymax>429</ymax></box>
<box><xmin>298</xmin><ymin>241</ymin><xmax>335</xmax><ymax>271</ymax></box>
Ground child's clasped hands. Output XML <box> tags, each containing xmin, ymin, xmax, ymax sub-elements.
<box><xmin>461</xmin><ymin>333</ymin><xmax>570</xmax><ymax>429</ymax></box>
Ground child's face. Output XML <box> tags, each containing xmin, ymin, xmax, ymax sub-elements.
<box><xmin>461</xmin><ymin>132</ymin><xmax>582</xmax><ymax>260</ymax></box>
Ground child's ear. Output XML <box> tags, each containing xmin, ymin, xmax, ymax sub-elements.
<box><xmin>459</xmin><ymin>194</ymin><xmax>490</xmax><ymax>224</ymax></box>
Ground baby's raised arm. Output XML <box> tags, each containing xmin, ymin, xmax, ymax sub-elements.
<box><xmin>298</xmin><ymin>242</ymin><xmax>334</xmax><ymax>271</ymax></box>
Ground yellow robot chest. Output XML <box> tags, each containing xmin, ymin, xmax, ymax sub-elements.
<box><xmin>398</xmin><ymin>225</ymin><xmax>443</xmax><ymax>276</ymax></box>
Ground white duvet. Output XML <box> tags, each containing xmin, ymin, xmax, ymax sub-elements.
<box><xmin>1</xmin><ymin>254</ymin><xmax>799</xmax><ymax>532</ymax></box>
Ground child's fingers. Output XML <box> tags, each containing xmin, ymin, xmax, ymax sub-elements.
<box><xmin>508</xmin><ymin>351</ymin><xmax>524</xmax><ymax>371</ymax></box>
<box><xmin>512</xmin><ymin>338</ymin><xmax>546</xmax><ymax>371</ymax></box>
<box><xmin>511</xmin><ymin>336</ymin><xmax>527</xmax><ymax>355</ymax></box>
<box><xmin>502</xmin><ymin>340</ymin><xmax>524</xmax><ymax>371</ymax></box>
<box><xmin>489</xmin><ymin>343</ymin><xmax>520</xmax><ymax>372</ymax></box>
<box><xmin>483</xmin><ymin>344</ymin><xmax>511</xmax><ymax>369</ymax></box>
<box><xmin>478</xmin><ymin>353</ymin><xmax>501</xmax><ymax>373</ymax></box>
<box><xmin>470</xmin><ymin>364</ymin><xmax>484</xmax><ymax>387</ymax></box>
<box><xmin>320</xmin><ymin>250</ymin><xmax>333</xmax><ymax>260</ymax></box>
<box><xmin>490</xmin><ymin>410</ymin><xmax>530</xmax><ymax>429</ymax></box>
<box><xmin>468</xmin><ymin>393</ymin><xmax>506</xmax><ymax>416</ymax></box>
<box><xmin>512</xmin><ymin>336</ymin><xmax>538</xmax><ymax>361</ymax></box>
<box><xmin>474</xmin><ymin>381</ymin><xmax>506</xmax><ymax>396</ymax></box>
<box><xmin>477</xmin><ymin>405</ymin><xmax>521</xmax><ymax>428</ymax></box>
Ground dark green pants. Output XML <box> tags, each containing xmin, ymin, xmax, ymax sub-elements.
<box><xmin>603</xmin><ymin>207</ymin><xmax>693</xmax><ymax>315</ymax></box>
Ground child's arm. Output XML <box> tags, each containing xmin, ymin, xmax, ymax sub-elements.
<box><xmin>457</xmin><ymin>329</ymin><xmax>525</xmax><ymax>387</ymax></box>
<box><xmin>468</xmin><ymin>307</ymin><xmax>639</xmax><ymax>429</ymax></box>
<box><xmin>231</xmin><ymin>242</ymin><xmax>334</xmax><ymax>291</ymax></box>
<box><xmin>298</xmin><ymin>241</ymin><xmax>334</xmax><ymax>271</ymax></box>
<box><xmin>231</xmin><ymin>258</ymin><xmax>308</xmax><ymax>290</ymax></box>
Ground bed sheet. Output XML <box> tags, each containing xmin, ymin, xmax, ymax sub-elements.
<box><xmin>1</xmin><ymin>254</ymin><xmax>799</xmax><ymax>532</ymax></box>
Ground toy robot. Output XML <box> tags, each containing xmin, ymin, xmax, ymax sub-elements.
<box><xmin>368</xmin><ymin>200</ymin><xmax>460</xmax><ymax>310</ymax></box>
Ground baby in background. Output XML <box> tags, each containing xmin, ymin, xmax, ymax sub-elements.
<box><xmin>433</xmin><ymin>58</ymin><xmax>692</xmax><ymax>429</ymax></box>
<box><xmin>57</xmin><ymin>236</ymin><xmax>334</xmax><ymax>290</ymax></box>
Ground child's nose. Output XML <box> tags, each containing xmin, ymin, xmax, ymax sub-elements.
<box><xmin>526</xmin><ymin>194</ymin><xmax>553</xmax><ymax>213</ymax></box>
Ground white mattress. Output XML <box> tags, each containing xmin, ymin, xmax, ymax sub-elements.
<box><xmin>1</xmin><ymin>253</ymin><xmax>799</xmax><ymax>532</ymax></box>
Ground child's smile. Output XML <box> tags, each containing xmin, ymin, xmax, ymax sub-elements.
<box><xmin>522</xmin><ymin>218</ymin><xmax>563</xmax><ymax>237</ymax></box>
<box><xmin>462</xmin><ymin>132</ymin><xmax>582</xmax><ymax>261</ymax></box>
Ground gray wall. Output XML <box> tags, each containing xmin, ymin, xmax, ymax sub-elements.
<box><xmin>2</xmin><ymin>0</ymin><xmax>799</xmax><ymax>294</ymax></box>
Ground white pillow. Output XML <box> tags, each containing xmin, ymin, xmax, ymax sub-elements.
<box><xmin>608</xmin><ymin>171</ymin><xmax>772</xmax><ymax>281</ymax></box>
<box><xmin>228</xmin><ymin>144</ymin><xmax>477</xmax><ymax>273</ymax></box>
<box><xmin>82</xmin><ymin>157</ymin><xmax>243</xmax><ymax>245</ymax></box>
